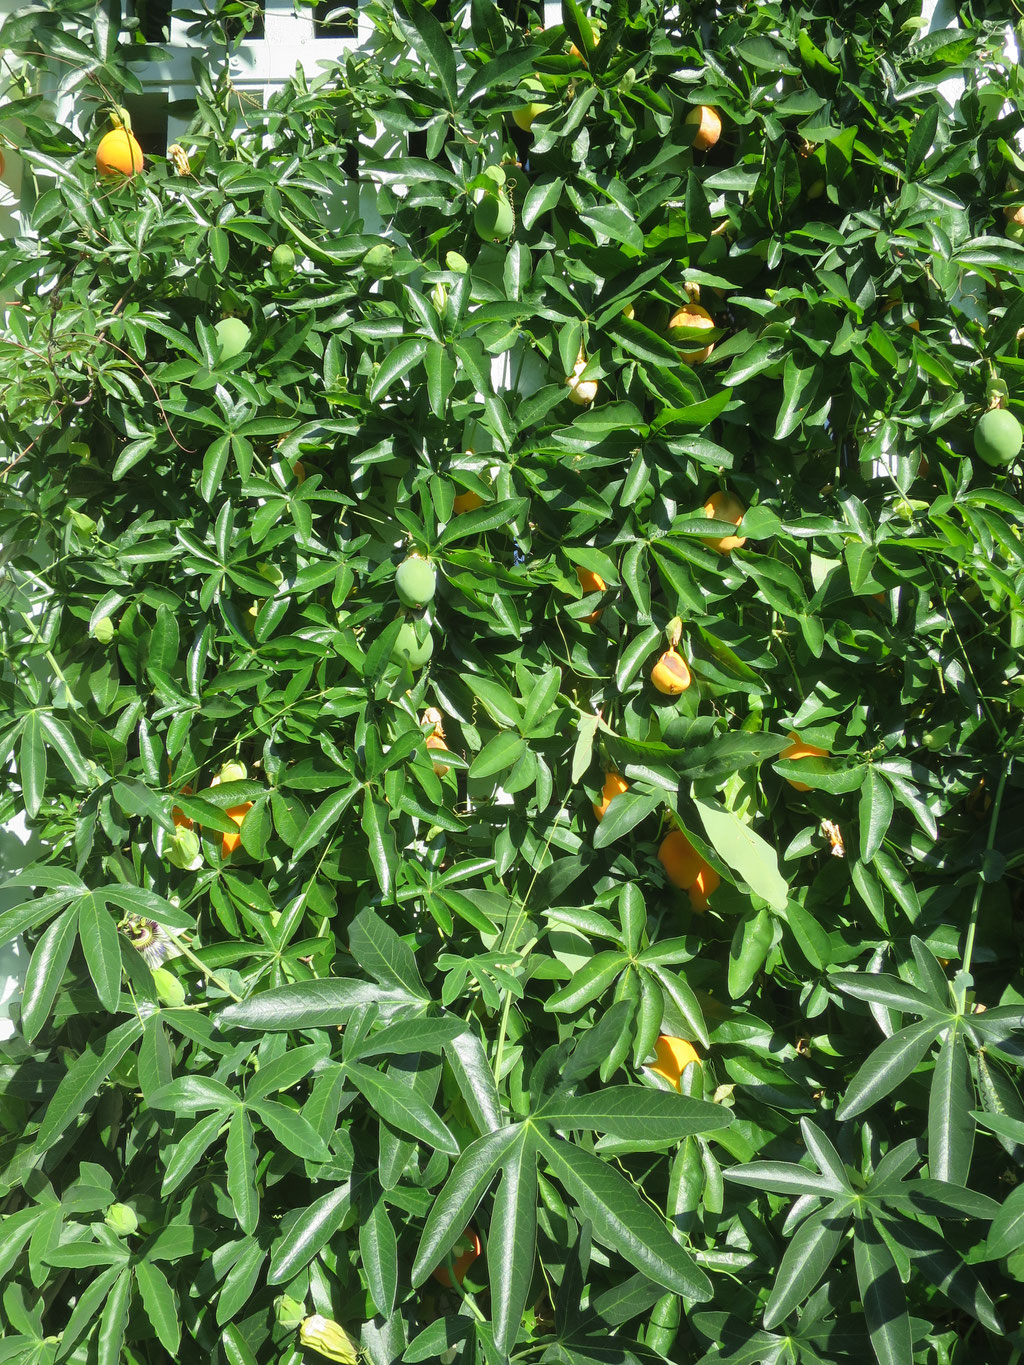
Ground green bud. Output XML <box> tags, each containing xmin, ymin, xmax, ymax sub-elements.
<box><xmin>92</xmin><ymin>617</ymin><xmax>116</xmax><ymax>644</ymax></box>
<box><xmin>165</xmin><ymin>827</ymin><xmax>201</xmax><ymax>870</ymax></box>
<box><xmin>362</xmin><ymin>243</ymin><xmax>395</xmax><ymax>278</ymax></box>
<box><xmin>299</xmin><ymin>1315</ymin><xmax>360</xmax><ymax>1363</ymax></box>
<box><xmin>431</xmin><ymin>282</ymin><xmax>448</xmax><ymax>314</ymax></box>
<box><xmin>152</xmin><ymin>967</ymin><xmax>186</xmax><ymax>1008</ymax></box>
<box><xmin>68</xmin><ymin>508</ymin><xmax>97</xmax><ymax>536</ymax></box>
<box><xmin>275</xmin><ymin>1295</ymin><xmax>307</xmax><ymax>1330</ymax></box>
<box><xmin>104</xmin><ymin>1203</ymin><xmax>138</xmax><ymax>1237</ymax></box>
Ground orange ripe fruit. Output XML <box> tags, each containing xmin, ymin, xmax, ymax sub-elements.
<box><xmin>658</xmin><ymin>829</ymin><xmax>703</xmax><ymax>889</ymax></box>
<box><xmin>222</xmin><ymin>803</ymin><xmax>253</xmax><ymax>856</ymax></box>
<box><xmin>779</xmin><ymin>731</ymin><xmax>829</xmax><ymax>792</ymax></box>
<box><xmin>688</xmin><ymin>864</ymin><xmax>720</xmax><ymax>912</ymax></box>
<box><xmin>594</xmin><ymin>771</ymin><xmax>628</xmax><ymax>821</ymax></box>
<box><xmin>453</xmin><ymin>489</ymin><xmax>484</xmax><ymax>515</ymax></box>
<box><xmin>685</xmin><ymin>105</ymin><xmax>722</xmax><ymax>151</ymax></box>
<box><xmin>431</xmin><ymin>1227</ymin><xmax>483</xmax><ymax>1287</ymax></box>
<box><xmin>668</xmin><ymin>302</ymin><xmax>715</xmax><ymax>364</ymax></box>
<box><xmin>651</xmin><ymin>648</ymin><xmax>692</xmax><ymax>695</ymax></box>
<box><xmin>577</xmin><ymin>564</ymin><xmax>606</xmax><ymax>623</ymax></box>
<box><xmin>648</xmin><ymin>1034</ymin><xmax>702</xmax><ymax>1089</ymax></box>
<box><xmin>172</xmin><ymin>783</ymin><xmax>194</xmax><ymax>830</ymax></box>
<box><xmin>701</xmin><ymin>490</ymin><xmax>747</xmax><ymax>554</ymax></box>
<box><xmin>96</xmin><ymin>128</ymin><xmax>144</xmax><ymax>177</ymax></box>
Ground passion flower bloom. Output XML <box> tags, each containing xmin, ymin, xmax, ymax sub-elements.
<box><xmin>118</xmin><ymin>915</ymin><xmax>179</xmax><ymax>968</ymax></box>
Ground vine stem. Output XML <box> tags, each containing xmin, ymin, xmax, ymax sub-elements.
<box><xmin>161</xmin><ymin>927</ymin><xmax>243</xmax><ymax>1004</ymax></box>
<box><xmin>957</xmin><ymin>765</ymin><xmax>1008</xmax><ymax>1010</ymax></box>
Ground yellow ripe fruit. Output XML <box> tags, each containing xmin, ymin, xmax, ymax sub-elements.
<box><xmin>593</xmin><ymin>771</ymin><xmax>628</xmax><ymax>821</ymax></box>
<box><xmin>566</xmin><ymin>354</ymin><xmax>599</xmax><ymax>405</ymax></box>
<box><xmin>701</xmin><ymin>490</ymin><xmax>747</xmax><ymax>554</ymax></box>
<box><xmin>648</xmin><ymin>1035</ymin><xmax>702</xmax><ymax>1089</ymax></box>
<box><xmin>685</xmin><ymin>105</ymin><xmax>722</xmax><ymax>151</ymax></box>
<box><xmin>96</xmin><ymin>127</ymin><xmax>144</xmax><ymax>177</ymax></box>
<box><xmin>651</xmin><ymin>647</ymin><xmax>692</xmax><ymax>695</ymax></box>
<box><xmin>668</xmin><ymin>302</ymin><xmax>716</xmax><ymax>364</ymax></box>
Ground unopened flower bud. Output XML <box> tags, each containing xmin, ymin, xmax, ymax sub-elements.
<box><xmin>299</xmin><ymin>1315</ymin><xmax>359</xmax><ymax>1363</ymax></box>
<box><xmin>275</xmin><ymin>1295</ymin><xmax>307</xmax><ymax>1330</ymax></box>
<box><xmin>104</xmin><ymin>1203</ymin><xmax>138</xmax><ymax>1236</ymax></box>
<box><xmin>165</xmin><ymin>827</ymin><xmax>201</xmax><ymax>870</ymax></box>
<box><xmin>92</xmin><ymin>617</ymin><xmax>116</xmax><ymax>644</ymax></box>
<box><xmin>152</xmin><ymin>967</ymin><xmax>186</xmax><ymax>1008</ymax></box>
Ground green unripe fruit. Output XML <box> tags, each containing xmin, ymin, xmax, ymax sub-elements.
<box><xmin>362</xmin><ymin>243</ymin><xmax>395</xmax><ymax>278</ymax></box>
<box><xmin>104</xmin><ymin>1203</ymin><xmax>138</xmax><ymax>1237</ymax></box>
<box><xmin>474</xmin><ymin>191</ymin><xmax>514</xmax><ymax>242</ymax></box>
<box><xmin>271</xmin><ymin>243</ymin><xmax>295</xmax><ymax>279</ymax></box>
<box><xmin>214</xmin><ymin>317</ymin><xmax>251</xmax><ymax>361</ymax></box>
<box><xmin>395</xmin><ymin>556</ymin><xmax>436</xmax><ymax>609</ymax></box>
<box><xmin>974</xmin><ymin>408</ymin><xmax>1023</xmax><ymax>467</ymax></box>
<box><xmin>392</xmin><ymin>620</ymin><xmax>434</xmax><ymax>670</ymax></box>
<box><xmin>152</xmin><ymin>967</ymin><xmax>187</xmax><ymax>1007</ymax></box>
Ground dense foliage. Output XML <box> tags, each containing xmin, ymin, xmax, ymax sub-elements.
<box><xmin>2</xmin><ymin>0</ymin><xmax>1024</xmax><ymax>1362</ymax></box>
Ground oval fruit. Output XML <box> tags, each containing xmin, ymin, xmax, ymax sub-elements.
<box><xmin>594</xmin><ymin>771</ymin><xmax>628</xmax><ymax>822</ymax></box>
<box><xmin>392</xmin><ymin>620</ymin><xmax>434</xmax><ymax>670</ymax></box>
<box><xmin>453</xmin><ymin>488</ymin><xmax>484</xmax><ymax>514</ymax></box>
<box><xmin>668</xmin><ymin>303</ymin><xmax>715</xmax><ymax>364</ymax></box>
<box><xmin>566</xmin><ymin>354</ymin><xmax>598</xmax><ymax>405</ymax></box>
<box><xmin>685</xmin><ymin>105</ymin><xmax>722</xmax><ymax>151</ymax></box>
<box><xmin>974</xmin><ymin>408</ymin><xmax>1023</xmax><ymax>467</ymax></box>
<box><xmin>513</xmin><ymin>78</ymin><xmax>550</xmax><ymax>132</ymax></box>
<box><xmin>701</xmin><ymin>490</ymin><xmax>747</xmax><ymax>554</ymax></box>
<box><xmin>395</xmin><ymin>556</ymin><xmax>437</xmax><ymax>609</ymax></box>
<box><xmin>688</xmin><ymin>864</ymin><xmax>720</xmax><ymax>912</ymax></box>
<box><xmin>215</xmin><ymin>317</ymin><xmax>251</xmax><ymax>361</ymax></box>
<box><xmin>431</xmin><ymin>1227</ymin><xmax>482</xmax><ymax>1288</ymax></box>
<box><xmin>648</xmin><ymin>1034</ymin><xmax>701</xmax><ymax>1089</ymax></box>
<box><xmin>222</xmin><ymin>803</ymin><xmax>253</xmax><ymax>857</ymax></box>
<box><xmin>779</xmin><ymin>731</ymin><xmax>829</xmax><ymax>792</ymax></box>
<box><xmin>657</xmin><ymin>829</ymin><xmax>702</xmax><ymax>888</ymax></box>
<box><xmin>96</xmin><ymin>127</ymin><xmax>144</xmax><ymax>177</ymax></box>
<box><xmin>271</xmin><ymin>243</ymin><xmax>295</xmax><ymax>278</ymax></box>
<box><xmin>577</xmin><ymin>564</ymin><xmax>606</xmax><ymax>622</ymax></box>
<box><xmin>474</xmin><ymin>191</ymin><xmax>514</xmax><ymax>242</ymax></box>
<box><xmin>651</xmin><ymin>648</ymin><xmax>691</xmax><ymax>695</ymax></box>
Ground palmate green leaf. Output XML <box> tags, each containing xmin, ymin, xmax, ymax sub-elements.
<box><xmin>359</xmin><ymin>1186</ymin><xmax>399</xmax><ymax>1319</ymax></box>
<box><xmin>59</xmin><ymin>1263</ymin><xmax>125</xmax><ymax>1360</ymax></box>
<box><xmin>763</xmin><ymin>1205</ymin><xmax>848</xmax><ymax>1329</ymax></box>
<box><xmin>412</xmin><ymin>1126</ymin><xmax>519</xmax><ymax>1286</ymax></box>
<box><xmin>226</xmin><ymin>1107</ymin><xmax>259</xmax><ymax>1234</ymax></box>
<box><xmin>488</xmin><ymin>1128</ymin><xmax>538</xmax><ymax>1355</ymax></box>
<box><xmin>221</xmin><ymin>1323</ymin><xmax>260</xmax><ymax>1365</ymax></box>
<box><xmin>984</xmin><ymin>1182</ymin><xmax>1024</xmax><ymax>1261</ymax></box>
<box><xmin>249</xmin><ymin>1098</ymin><xmax>330</xmax><ymax>1162</ymax></box>
<box><xmin>722</xmin><ymin>1161</ymin><xmax>840</xmax><ymax>1200</ymax></box>
<box><xmin>135</xmin><ymin>1259</ymin><xmax>181</xmax><ymax>1357</ymax></box>
<box><xmin>160</xmin><ymin>1109</ymin><xmax>227</xmax><ymax>1196</ymax></box>
<box><xmin>858</xmin><ymin>768</ymin><xmax>894</xmax><ymax>863</ymax></box>
<box><xmin>445</xmin><ymin>1028</ymin><xmax>503</xmax><ymax>1134</ymax></box>
<box><xmin>835</xmin><ymin>1018</ymin><xmax>940</xmax><ymax>1121</ymax></box>
<box><xmin>77</xmin><ymin>893</ymin><xmax>122</xmax><ymax>1013</ymax></box>
<box><xmin>34</xmin><ymin>1017</ymin><xmax>144</xmax><ymax>1155</ymax></box>
<box><xmin>269</xmin><ymin>1179</ymin><xmax>353</xmax><ymax>1284</ymax></box>
<box><xmin>540</xmin><ymin>1088</ymin><xmax>732</xmax><ymax>1143</ymax></box>
<box><xmin>893</xmin><ymin>1217</ymin><xmax>1002</xmax><ymax>1332</ymax></box>
<box><xmin>536</xmin><ymin>1131</ymin><xmax>711</xmax><ymax>1300</ymax></box>
<box><xmin>927</xmin><ymin>1026</ymin><xmax>974</xmax><ymax>1186</ymax></box>
<box><xmin>216</xmin><ymin>1237</ymin><xmax>267</xmax><ymax>1326</ymax></box>
<box><xmin>218</xmin><ymin>979</ymin><xmax>418</xmax><ymax>1031</ymax></box>
<box><xmin>853</xmin><ymin>1216</ymin><xmax>912</xmax><ymax>1365</ymax></box>
<box><xmin>20</xmin><ymin>906</ymin><xmax>78</xmax><ymax>1041</ymax></box>
<box><xmin>349</xmin><ymin>908</ymin><xmax>428</xmax><ymax>999</ymax></box>
<box><xmin>546</xmin><ymin>951</ymin><xmax>627</xmax><ymax>1013</ymax></box>
<box><xmin>97</xmin><ymin>1267</ymin><xmax>132</xmax><ymax>1365</ymax></box>
<box><xmin>345</xmin><ymin>1061</ymin><xmax>459</xmax><ymax>1155</ymax></box>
